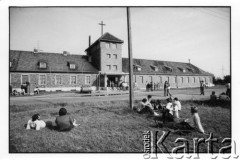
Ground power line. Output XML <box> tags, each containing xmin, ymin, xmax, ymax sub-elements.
<box><xmin>195</xmin><ymin>8</ymin><xmax>229</xmax><ymax>21</ymax></box>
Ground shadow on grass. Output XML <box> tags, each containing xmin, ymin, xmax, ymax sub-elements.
<box><xmin>181</xmin><ymin>99</ymin><xmax>231</xmax><ymax>109</ymax></box>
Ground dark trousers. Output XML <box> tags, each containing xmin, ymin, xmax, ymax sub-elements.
<box><xmin>200</xmin><ymin>87</ymin><xmax>204</xmax><ymax>95</ymax></box>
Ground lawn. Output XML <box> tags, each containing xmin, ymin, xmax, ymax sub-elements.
<box><xmin>9</xmin><ymin>99</ymin><xmax>231</xmax><ymax>153</ymax></box>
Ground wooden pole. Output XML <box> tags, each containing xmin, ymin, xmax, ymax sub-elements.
<box><xmin>127</xmin><ymin>7</ymin><xmax>134</xmax><ymax>109</ymax></box>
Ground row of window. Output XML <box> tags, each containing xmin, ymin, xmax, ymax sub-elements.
<box><xmin>138</xmin><ymin>76</ymin><xmax>210</xmax><ymax>84</ymax></box>
<box><xmin>106</xmin><ymin>53</ymin><xmax>118</xmax><ymax>59</ymax></box>
<box><xmin>106</xmin><ymin>65</ymin><xmax>117</xmax><ymax>71</ymax></box>
<box><xmin>39</xmin><ymin>62</ymin><xmax>76</xmax><ymax>69</ymax></box>
<box><xmin>37</xmin><ymin>75</ymin><xmax>91</xmax><ymax>85</ymax></box>
<box><xmin>105</xmin><ymin>42</ymin><xmax>118</xmax><ymax>49</ymax></box>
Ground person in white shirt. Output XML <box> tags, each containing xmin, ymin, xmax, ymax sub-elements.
<box><xmin>185</xmin><ymin>106</ymin><xmax>205</xmax><ymax>134</ymax></box>
<box><xmin>26</xmin><ymin>114</ymin><xmax>46</xmax><ymax>131</ymax></box>
<box><xmin>172</xmin><ymin>97</ymin><xmax>181</xmax><ymax>118</ymax></box>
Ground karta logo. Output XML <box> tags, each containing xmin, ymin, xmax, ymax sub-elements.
<box><xmin>142</xmin><ymin>131</ymin><xmax>239</xmax><ymax>159</ymax></box>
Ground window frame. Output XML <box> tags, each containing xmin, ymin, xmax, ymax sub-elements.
<box><xmin>69</xmin><ymin>63</ymin><xmax>76</xmax><ymax>69</ymax></box>
<box><xmin>55</xmin><ymin>75</ymin><xmax>62</xmax><ymax>85</ymax></box>
<box><xmin>39</xmin><ymin>62</ymin><xmax>47</xmax><ymax>69</ymax></box>
<box><xmin>70</xmin><ymin>75</ymin><xmax>77</xmax><ymax>85</ymax></box>
<box><xmin>39</xmin><ymin>74</ymin><xmax>46</xmax><ymax>85</ymax></box>
<box><xmin>85</xmin><ymin>75</ymin><xmax>91</xmax><ymax>85</ymax></box>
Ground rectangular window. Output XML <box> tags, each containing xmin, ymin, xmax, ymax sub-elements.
<box><xmin>70</xmin><ymin>64</ymin><xmax>76</xmax><ymax>69</ymax></box>
<box><xmin>56</xmin><ymin>75</ymin><xmax>62</xmax><ymax>85</ymax></box>
<box><xmin>159</xmin><ymin>76</ymin><xmax>162</xmax><ymax>83</ymax></box>
<box><xmin>187</xmin><ymin>77</ymin><xmax>190</xmax><ymax>83</ymax></box>
<box><xmin>21</xmin><ymin>75</ymin><xmax>29</xmax><ymax>84</ymax></box>
<box><xmin>39</xmin><ymin>62</ymin><xmax>47</xmax><ymax>68</ymax></box>
<box><xmin>107</xmin><ymin>54</ymin><xmax>111</xmax><ymax>58</ymax></box>
<box><xmin>85</xmin><ymin>76</ymin><xmax>91</xmax><ymax>84</ymax></box>
<box><xmin>107</xmin><ymin>65</ymin><xmax>111</xmax><ymax>70</ymax></box>
<box><xmin>174</xmin><ymin>77</ymin><xmax>177</xmax><ymax>83</ymax></box>
<box><xmin>39</xmin><ymin>75</ymin><xmax>46</xmax><ymax>85</ymax></box>
<box><xmin>113</xmin><ymin>65</ymin><xmax>117</xmax><ymax>71</ymax></box>
<box><xmin>149</xmin><ymin>76</ymin><xmax>153</xmax><ymax>82</ymax></box>
<box><xmin>113</xmin><ymin>54</ymin><xmax>117</xmax><ymax>59</ymax></box>
<box><xmin>71</xmin><ymin>75</ymin><xmax>77</xmax><ymax>84</ymax></box>
<box><xmin>106</xmin><ymin>42</ymin><xmax>110</xmax><ymax>48</ymax></box>
<box><xmin>181</xmin><ymin>77</ymin><xmax>184</xmax><ymax>83</ymax></box>
<box><xmin>168</xmin><ymin>77</ymin><xmax>170</xmax><ymax>83</ymax></box>
<box><xmin>111</xmin><ymin>43</ymin><xmax>117</xmax><ymax>49</ymax></box>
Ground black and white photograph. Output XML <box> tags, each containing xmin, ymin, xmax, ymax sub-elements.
<box><xmin>1</xmin><ymin>0</ymin><xmax>240</xmax><ymax>159</ymax></box>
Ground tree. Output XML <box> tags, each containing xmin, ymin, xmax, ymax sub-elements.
<box><xmin>223</xmin><ymin>75</ymin><xmax>231</xmax><ymax>84</ymax></box>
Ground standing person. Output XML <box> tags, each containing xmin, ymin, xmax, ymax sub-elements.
<box><xmin>55</xmin><ymin>108</ymin><xmax>80</xmax><ymax>131</ymax></box>
<box><xmin>226</xmin><ymin>83</ymin><xmax>231</xmax><ymax>98</ymax></box>
<box><xmin>167</xmin><ymin>82</ymin><xmax>171</xmax><ymax>96</ymax></box>
<box><xmin>164</xmin><ymin>81</ymin><xmax>168</xmax><ymax>96</ymax></box>
<box><xmin>146</xmin><ymin>81</ymin><xmax>149</xmax><ymax>91</ymax></box>
<box><xmin>200</xmin><ymin>80</ymin><xmax>205</xmax><ymax>95</ymax></box>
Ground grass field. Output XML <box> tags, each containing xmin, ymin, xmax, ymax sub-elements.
<box><xmin>9</xmin><ymin>99</ymin><xmax>231</xmax><ymax>153</ymax></box>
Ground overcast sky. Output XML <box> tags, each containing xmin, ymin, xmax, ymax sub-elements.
<box><xmin>10</xmin><ymin>7</ymin><xmax>230</xmax><ymax>78</ymax></box>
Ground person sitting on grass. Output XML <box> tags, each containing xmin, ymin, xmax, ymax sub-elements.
<box><xmin>219</xmin><ymin>92</ymin><xmax>230</xmax><ymax>101</ymax></box>
<box><xmin>185</xmin><ymin>106</ymin><xmax>205</xmax><ymax>134</ymax></box>
<box><xmin>210</xmin><ymin>91</ymin><xmax>217</xmax><ymax>101</ymax></box>
<box><xmin>134</xmin><ymin>98</ymin><xmax>159</xmax><ymax>116</ymax></box>
<box><xmin>172</xmin><ymin>97</ymin><xmax>181</xmax><ymax>118</ymax></box>
<box><xmin>26</xmin><ymin>114</ymin><xmax>46</xmax><ymax>131</ymax></box>
<box><xmin>55</xmin><ymin>108</ymin><xmax>80</xmax><ymax>131</ymax></box>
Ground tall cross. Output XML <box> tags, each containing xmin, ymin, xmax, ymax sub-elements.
<box><xmin>98</xmin><ymin>21</ymin><xmax>106</xmax><ymax>36</ymax></box>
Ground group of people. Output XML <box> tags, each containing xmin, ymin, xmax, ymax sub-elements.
<box><xmin>26</xmin><ymin>107</ymin><xmax>80</xmax><ymax>131</ymax></box>
<box><xmin>134</xmin><ymin>95</ymin><xmax>205</xmax><ymax>134</ymax></box>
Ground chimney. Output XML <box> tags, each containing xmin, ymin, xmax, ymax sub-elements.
<box><xmin>63</xmin><ymin>51</ymin><xmax>69</xmax><ymax>56</ymax></box>
<box><xmin>188</xmin><ymin>59</ymin><xmax>191</xmax><ymax>64</ymax></box>
<box><xmin>89</xmin><ymin>36</ymin><xmax>91</xmax><ymax>47</ymax></box>
<box><xmin>33</xmin><ymin>48</ymin><xmax>38</xmax><ymax>53</ymax></box>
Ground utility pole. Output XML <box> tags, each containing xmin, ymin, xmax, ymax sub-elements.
<box><xmin>127</xmin><ymin>7</ymin><xmax>134</xmax><ymax>110</ymax></box>
<box><xmin>98</xmin><ymin>21</ymin><xmax>106</xmax><ymax>36</ymax></box>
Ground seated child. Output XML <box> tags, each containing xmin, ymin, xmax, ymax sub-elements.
<box><xmin>210</xmin><ymin>91</ymin><xmax>217</xmax><ymax>101</ymax></box>
<box><xmin>162</xmin><ymin>97</ymin><xmax>174</xmax><ymax>122</ymax></box>
<box><xmin>55</xmin><ymin>108</ymin><xmax>80</xmax><ymax>131</ymax></box>
<box><xmin>26</xmin><ymin>114</ymin><xmax>46</xmax><ymax>130</ymax></box>
<box><xmin>134</xmin><ymin>98</ymin><xmax>159</xmax><ymax>116</ymax></box>
<box><xmin>172</xmin><ymin>97</ymin><xmax>181</xmax><ymax>118</ymax></box>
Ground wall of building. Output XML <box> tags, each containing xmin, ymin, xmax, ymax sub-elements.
<box><xmin>10</xmin><ymin>72</ymin><xmax>98</xmax><ymax>92</ymax></box>
<box><xmin>87</xmin><ymin>43</ymin><xmax>101</xmax><ymax>70</ymax></box>
<box><xmin>100</xmin><ymin>41</ymin><xmax>122</xmax><ymax>73</ymax></box>
<box><xmin>123</xmin><ymin>74</ymin><xmax>213</xmax><ymax>89</ymax></box>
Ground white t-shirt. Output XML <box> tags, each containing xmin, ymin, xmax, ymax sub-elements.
<box><xmin>26</xmin><ymin>119</ymin><xmax>46</xmax><ymax>130</ymax></box>
<box><xmin>166</xmin><ymin>102</ymin><xmax>173</xmax><ymax>115</ymax></box>
<box><xmin>173</xmin><ymin>101</ymin><xmax>181</xmax><ymax>111</ymax></box>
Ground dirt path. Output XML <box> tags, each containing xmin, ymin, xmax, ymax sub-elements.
<box><xmin>10</xmin><ymin>87</ymin><xmax>226</xmax><ymax>105</ymax></box>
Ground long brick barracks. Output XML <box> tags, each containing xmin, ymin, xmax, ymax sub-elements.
<box><xmin>10</xmin><ymin>32</ymin><xmax>213</xmax><ymax>94</ymax></box>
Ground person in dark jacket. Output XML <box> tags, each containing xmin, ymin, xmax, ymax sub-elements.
<box><xmin>55</xmin><ymin>108</ymin><xmax>80</xmax><ymax>131</ymax></box>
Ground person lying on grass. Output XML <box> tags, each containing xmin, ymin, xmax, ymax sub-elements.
<box><xmin>134</xmin><ymin>98</ymin><xmax>159</xmax><ymax>116</ymax></box>
<box><xmin>55</xmin><ymin>107</ymin><xmax>80</xmax><ymax>131</ymax></box>
<box><xmin>26</xmin><ymin>114</ymin><xmax>46</xmax><ymax>131</ymax></box>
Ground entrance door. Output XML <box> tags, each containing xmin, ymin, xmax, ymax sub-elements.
<box><xmin>22</xmin><ymin>75</ymin><xmax>29</xmax><ymax>84</ymax></box>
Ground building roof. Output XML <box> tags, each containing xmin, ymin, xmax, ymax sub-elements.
<box><xmin>122</xmin><ymin>58</ymin><xmax>213</xmax><ymax>76</ymax></box>
<box><xmin>10</xmin><ymin>50</ymin><xmax>98</xmax><ymax>73</ymax></box>
<box><xmin>85</xmin><ymin>32</ymin><xmax>123</xmax><ymax>51</ymax></box>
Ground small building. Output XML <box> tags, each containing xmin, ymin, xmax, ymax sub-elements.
<box><xmin>10</xmin><ymin>32</ymin><xmax>213</xmax><ymax>94</ymax></box>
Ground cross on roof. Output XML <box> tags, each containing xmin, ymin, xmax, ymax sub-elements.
<box><xmin>98</xmin><ymin>21</ymin><xmax>106</xmax><ymax>36</ymax></box>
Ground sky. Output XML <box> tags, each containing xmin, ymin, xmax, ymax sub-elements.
<box><xmin>10</xmin><ymin>7</ymin><xmax>230</xmax><ymax>78</ymax></box>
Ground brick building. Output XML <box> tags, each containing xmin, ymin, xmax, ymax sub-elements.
<box><xmin>10</xmin><ymin>32</ymin><xmax>213</xmax><ymax>94</ymax></box>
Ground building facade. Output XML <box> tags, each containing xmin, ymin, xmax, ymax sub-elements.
<box><xmin>10</xmin><ymin>32</ymin><xmax>213</xmax><ymax>94</ymax></box>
